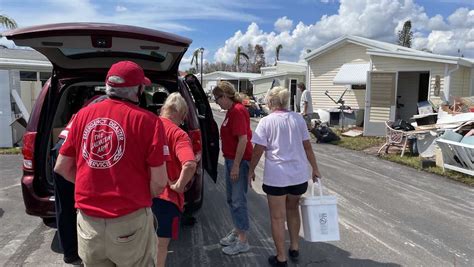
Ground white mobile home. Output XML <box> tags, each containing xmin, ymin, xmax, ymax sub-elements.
<box><xmin>201</xmin><ymin>71</ymin><xmax>260</xmax><ymax>96</ymax></box>
<box><xmin>250</xmin><ymin>61</ymin><xmax>306</xmax><ymax>111</ymax></box>
<box><xmin>305</xmin><ymin>35</ymin><xmax>474</xmax><ymax>136</ymax></box>
<box><xmin>0</xmin><ymin>47</ymin><xmax>52</xmax><ymax>147</ymax></box>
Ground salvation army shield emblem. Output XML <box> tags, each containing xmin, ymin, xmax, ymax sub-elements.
<box><xmin>82</xmin><ymin>118</ymin><xmax>126</xmax><ymax>169</ymax></box>
<box><xmin>90</xmin><ymin>130</ymin><xmax>114</xmax><ymax>158</ymax></box>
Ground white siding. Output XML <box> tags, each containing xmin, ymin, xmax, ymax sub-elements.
<box><xmin>276</xmin><ymin>64</ymin><xmax>306</xmax><ymax>73</ymax></box>
<box><xmin>308</xmin><ymin>43</ymin><xmax>370</xmax><ymax>110</ymax></box>
<box><xmin>371</xmin><ymin>56</ymin><xmax>447</xmax><ymax>102</ymax></box>
<box><xmin>252</xmin><ymin>78</ymin><xmax>281</xmax><ymax>97</ymax></box>
<box><xmin>450</xmin><ymin>66</ymin><xmax>471</xmax><ymax>97</ymax></box>
<box><xmin>20</xmin><ymin>81</ymin><xmax>42</xmax><ymax>113</ymax></box>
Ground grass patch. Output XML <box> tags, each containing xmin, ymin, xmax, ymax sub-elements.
<box><xmin>380</xmin><ymin>154</ymin><xmax>474</xmax><ymax>186</ymax></box>
<box><xmin>330</xmin><ymin>130</ymin><xmax>385</xmax><ymax>151</ymax></box>
<box><xmin>0</xmin><ymin>147</ymin><xmax>21</xmax><ymax>155</ymax></box>
<box><xmin>326</xmin><ymin>127</ymin><xmax>473</xmax><ymax>186</ymax></box>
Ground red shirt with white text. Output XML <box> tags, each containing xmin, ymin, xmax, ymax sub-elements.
<box><xmin>60</xmin><ymin>98</ymin><xmax>166</xmax><ymax>218</ymax></box>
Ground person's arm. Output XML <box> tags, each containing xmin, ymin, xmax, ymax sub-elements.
<box><xmin>303</xmin><ymin>140</ymin><xmax>321</xmax><ymax>181</ymax></box>
<box><xmin>230</xmin><ymin>135</ymin><xmax>247</xmax><ymax>182</ymax></box>
<box><xmin>248</xmin><ymin>144</ymin><xmax>265</xmax><ymax>187</ymax></box>
<box><xmin>150</xmin><ymin>164</ymin><xmax>168</xmax><ymax>197</ymax></box>
<box><xmin>54</xmin><ymin>154</ymin><xmax>76</xmax><ymax>183</ymax></box>
<box><xmin>169</xmin><ymin>160</ymin><xmax>197</xmax><ymax>193</ymax></box>
<box><xmin>301</xmin><ymin>91</ymin><xmax>308</xmax><ymax>115</ymax></box>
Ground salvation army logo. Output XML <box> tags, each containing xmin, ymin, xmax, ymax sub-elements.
<box><xmin>82</xmin><ymin>118</ymin><xmax>126</xmax><ymax>169</ymax></box>
<box><xmin>90</xmin><ymin>130</ymin><xmax>113</xmax><ymax>158</ymax></box>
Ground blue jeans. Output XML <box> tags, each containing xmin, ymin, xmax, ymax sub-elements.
<box><xmin>224</xmin><ymin>158</ymin><xmax>250</xmax><ymax>232</ymax></box>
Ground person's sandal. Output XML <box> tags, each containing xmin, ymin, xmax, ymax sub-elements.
<box><xmin>288</xmin><ymin>249</ymin><xmax>299</xmax><ymax>262</ymax></box>
<box><xmin>268</xmin><ymin>255</ymin><xmax>288</xmax><ymax>266</ymax></box>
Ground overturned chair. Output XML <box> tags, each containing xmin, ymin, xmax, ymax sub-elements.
<box><xmin>436</xmin><ymin>139</ymin><xmax>474</xmax><ymax>176</ymax></box>
<box><xmin>378</xmin><ymin>121</ymin><xmax>410</xmax><ymax>157</ymax></box>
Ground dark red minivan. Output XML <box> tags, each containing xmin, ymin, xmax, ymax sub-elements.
<box><xmin>3</xmin><ymin>23</ymin><xmax>219</xmax><ymax>222</ymax></box>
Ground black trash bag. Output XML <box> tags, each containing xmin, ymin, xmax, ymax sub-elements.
<box><xmin>310</xmin><ymin>125</ymin><xmax>340</xmax><ymax>143</ymax></box>
<box><xmin>392</xmin><ymin>119</ymin><xmax>415</xmax><ymax>131</ymax></box>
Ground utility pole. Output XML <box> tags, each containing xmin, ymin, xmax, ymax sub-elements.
<box><xmin>199</xmin><ymin>47</ymin><xmax>204</xmax><ymax>85</ymax></box>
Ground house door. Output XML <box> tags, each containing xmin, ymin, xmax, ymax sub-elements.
<box><xmin>364</xmin><ymin>72</ymin><xmax>396</xmax><ymax>136</ymax></box>
<box><xmin>289</xmin><ymin>79</ymin><xmax>297</xmax><ymax>111</ymax></box>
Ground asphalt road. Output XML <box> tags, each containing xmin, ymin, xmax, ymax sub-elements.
<box><xmin>0</xmin><ymin>109</ymin><xmax>473</xmax><ymax>266</ymax></box>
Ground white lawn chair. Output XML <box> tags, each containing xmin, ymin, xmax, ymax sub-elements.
<box><xmin>378</xmin><ymin>121</ymin><xmax>410</xmax><ymax>157</ymax></box>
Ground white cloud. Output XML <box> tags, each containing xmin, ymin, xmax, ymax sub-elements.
<box><xmin>274</xmin><ymin>16</ymin><xmax>293</xmax><ymax>32</ymax></box>
<box><xmin>116</xmin><ymin>5</ymin><xmax>128</xmax><ymax>12</ymax></box>
<box><xmin>214</xmin><ymin>0</ymin><xmax>474</xmax><ymax>63</ymax></box>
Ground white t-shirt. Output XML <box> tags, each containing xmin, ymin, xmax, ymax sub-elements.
<box><xmin>251</xmin><ymin>111</ymin><xmax>310</xmax><ymax>187</ymax></box>
<box><xmin>300</xmin><ymin>90</ymin><xmax>313</xmax><ymax>114</ymax></box>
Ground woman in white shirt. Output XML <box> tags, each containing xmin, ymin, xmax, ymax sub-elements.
<box><xmin>248</xmin><ymin>87</ymin><xmax>321</xmax><ymax>267</ymax></box>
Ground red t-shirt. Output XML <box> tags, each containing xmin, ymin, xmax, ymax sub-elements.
<box><xmin>220</xmin><ymin>102</ymin><xmax>252</xmax><ymax>161</ymax></box>
<box><xmin>59</xmin><ymin>98</ymin><xmax>166</xmax><ymax>218</ymax></box>
<box><xmin>158</xmin><ymin>117</ymin><xmax>195</xmax><ymax>212</ymax></box>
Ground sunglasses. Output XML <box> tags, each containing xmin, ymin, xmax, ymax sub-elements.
<box><xmin>215</xmin><ymin>95</ymin><xmax>224</xmax><ymax>102</ymax></box>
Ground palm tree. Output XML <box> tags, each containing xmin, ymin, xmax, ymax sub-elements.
<box><xmin>0</xmin><ymin>15</ymin><xmax>17</xmax><ymax>29</ymax></box>
<box><xmin>190</xmin><ymin>48</ymin><xmax>200</xmax><ymax>73</ymax></box>
<box><xmin>233</xmin><ymin>46</ymin><xmax>249</xmax><ymax>72</ymax></box>
<box><xmin>275</xmin><ymin>44</ymin><xmax>283</xmax><ymax>63</ymax></box>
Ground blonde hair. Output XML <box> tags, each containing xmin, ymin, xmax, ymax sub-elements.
<box><xmin>266</xmin><ymin>86</ymin><xmax>289</xmax><ymax>110</ymax></box>
<box><xmin>161</xmin><ymin>92</ymin><xmax>188</xmax><ymax>117</ymax></box>
<box><xmin>212</xmin><ymin>81</ymin><xmax>242</xmax><ymax>103</ymax></box>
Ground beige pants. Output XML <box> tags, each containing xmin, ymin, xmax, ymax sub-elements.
<box><xmin>77</xmin><ymin>208</ymin><xmax>157</xmax><ymax>267</ymax></box>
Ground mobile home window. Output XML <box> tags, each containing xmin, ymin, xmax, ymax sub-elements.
<box><xmin>351</xmin><ymin>84</ymin><xmax>366</xmax><ymax>90</ymax></box>
<box><xmin>19</xmin><ymin>71</ymin><xmax>37</xmax><ymax>81</ymax></box>
<box><xmin>40</xmin><ymin>72</ymin><xmax>52</xmax><ymax>86</ymax></box>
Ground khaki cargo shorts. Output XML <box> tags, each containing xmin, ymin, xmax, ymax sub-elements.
<box><xmin>77</xmin><ymin>208</ymin><xmax>157</xmax><ymax>267</ymax></box>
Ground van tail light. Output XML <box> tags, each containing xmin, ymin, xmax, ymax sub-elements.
<box><xmin>188</xmin><ymin>129</ymin><xmax>202</xmax><ymax>161</ymax></box>
<box><xmin>22</xmin><ymin>131</ymin><xmax>37</xmax><ymax>170</ymax></box>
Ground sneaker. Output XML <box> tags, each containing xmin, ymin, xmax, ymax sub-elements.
<box><xmin>64</xmin><ymin>255</ymin><xmax>82</xmax><ymax>265</ymax></box>
<box><xmin>222</xmin><ymin>240</ymin><xmax>250</xmax><ymax>255</ymax></box>
<box><xmin>219</xmin><ymin>230</ymin><xmax>238</xmax><ymax>246</ymax></box>
<box><xmin>288</xmin><ymin>249</ymin><xmax>299</xmax><ymax>262</ymax></box>
<box><xmin>268</xmin><ymin>255</ymin><xmax>288</xmax><ymax>267</ymax></box>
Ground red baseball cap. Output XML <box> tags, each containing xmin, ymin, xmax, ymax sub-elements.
<box><xmin>106</xmin><ymin>61</ymin><xmax>151</xmax><ymax>87</ymax></box>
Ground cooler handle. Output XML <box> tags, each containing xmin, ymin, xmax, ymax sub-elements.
<box><xmin>312</xmin><ymin>178</ymin><xmax>323</xmax><ymax>197</ymax></box>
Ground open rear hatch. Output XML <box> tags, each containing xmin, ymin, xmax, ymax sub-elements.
<box><xmin>3</xmin><ymin>22</ymin><xmax>192</xmax><ymax>74</ymax></box>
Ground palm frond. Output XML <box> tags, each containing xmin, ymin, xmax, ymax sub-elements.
<box><xmin>0</xmin><ymin>15</ymin><xmax>18</xmax><ymax>29</ymax></box>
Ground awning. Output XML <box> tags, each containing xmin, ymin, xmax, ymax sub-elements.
<box><xmin>333</xmin><ymin>63</ymin><xmax>370</xmax><ymax>85</ymax></box>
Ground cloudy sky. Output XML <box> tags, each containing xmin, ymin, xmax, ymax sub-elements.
<box><xmin>1</xmin><ymin>0</ymin><xmax>473</xmax><ymax>70</ymax></box>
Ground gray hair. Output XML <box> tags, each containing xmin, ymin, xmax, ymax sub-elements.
<box><xmin>265</xmin><ymin>86</ymin><xmax>289</xmax><ymax>110</ymax></box>
<box><xmin>105</xmin><ymin>84</ymin><xmax>140</xmax><ymax>103</ymax></box>
<box><xmin>161</xmin><ymin>92</ymin><xmax>188</xmax><ymax>117</ymax></box>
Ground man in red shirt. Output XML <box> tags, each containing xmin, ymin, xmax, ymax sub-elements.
<box><xmin>152</xmin><ymin>92</ymin><xmax>197</xmax><ymax>267</ymax></box>
<box><xmin>54</xmin><ymin>61</ymin><xmax>168</xmax><ymax>266</ymax></box>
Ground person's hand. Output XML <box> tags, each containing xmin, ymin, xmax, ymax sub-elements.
<box><xmin>311</xmin><ymin>168</ymin><xmax>322</xmax><ymax>183</ymax></box>
<box><xmin>230</xmin><ymin>164</ymin><xmax>240</xmax><ymax>182</ymax></box>
<box><xmin>248</xmin><ymin>170</ymin><xmax>256</xmax><ymax>188</ymax></box>
<box><xmin>168</xmin><ymin>179</ymin><xmax>183</xmax><ymax>193</ymax></box>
